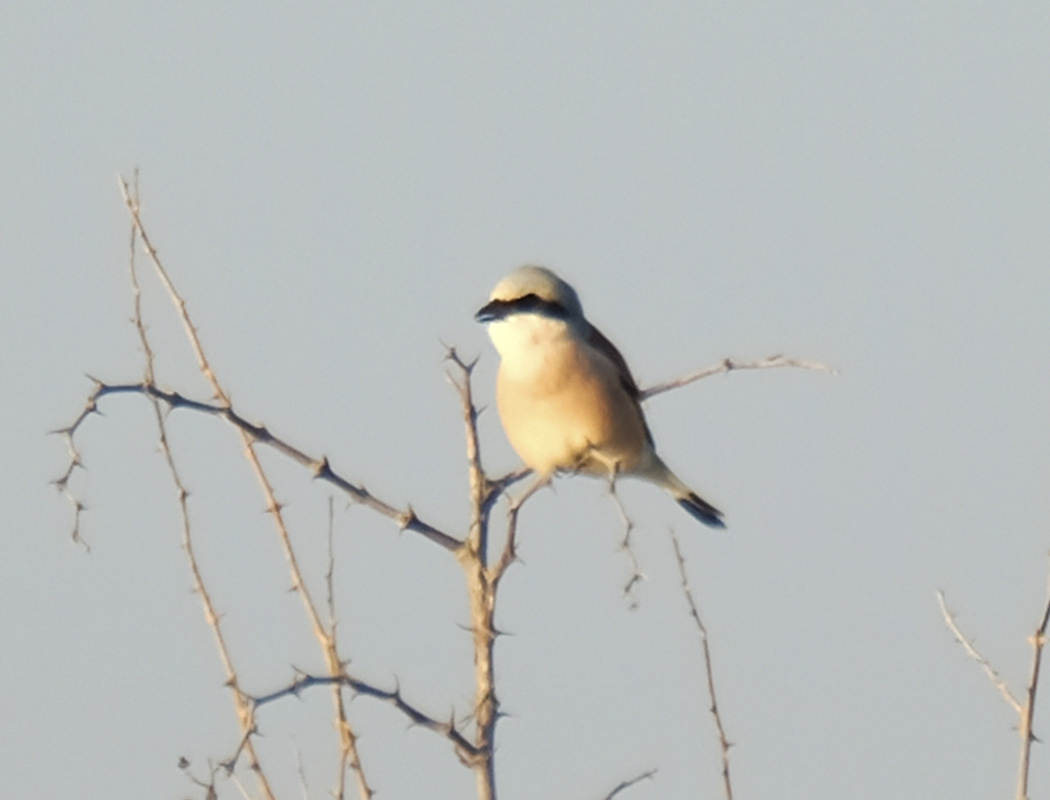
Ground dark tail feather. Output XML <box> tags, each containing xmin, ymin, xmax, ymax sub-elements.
<box><xmin>678</xmin><ymin>492</ymin><xmax>726</xmax><ymax>529</ymax></box>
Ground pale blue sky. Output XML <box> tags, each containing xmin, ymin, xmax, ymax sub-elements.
<box><xmin>3</xmin><ymin>3</ymin><xmax>1049</xmax><ymax>798</ymax></box>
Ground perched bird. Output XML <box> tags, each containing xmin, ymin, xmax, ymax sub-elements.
<box><xmin>475</xmin><ymin>265</ymin><xmax>724</xmax><ymax>528</ymax></box>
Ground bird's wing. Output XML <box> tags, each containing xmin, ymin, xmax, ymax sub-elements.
<box><xmin>585</xmin><ymin>322</ymin><xmax>656</xmax><ymax>447</ymax></box>
<box><xmin>586</xmin><ymin>323</ymin><xmax>641</xmax><ymax>399</ymax></box>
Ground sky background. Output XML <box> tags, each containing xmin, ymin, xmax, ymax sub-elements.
<box><xmin>3</xmin><ymin>3</ymin><xmax>1049</xmax><ymax>799</ymax></box>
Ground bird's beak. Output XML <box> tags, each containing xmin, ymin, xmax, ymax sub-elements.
<box><xmin>475</xmin><ymin>299</ymin><xmax>504</xmax><ymax>323</ymax></box>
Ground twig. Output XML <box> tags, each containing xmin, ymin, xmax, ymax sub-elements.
<box><xmin>1017</xmin><ymin>555</ymin><xmax>1050</xmax><ymax>800</ymax></box>
<box><xmin>62</xmin><ymin>379</ymin><xmax>461</xmax><ymax>552</ymax></box>
<box><xmin>936</xmin><ymin>590</ymin><xmax>1022</xmax><ymax>714</ymax></box>
<box><xmin>671</xmin><ymin>532</ymin><xmax>733</xmax><ymax>800</ymax></box>
<box><xmin>639</xmin><ymin>354</ymin><xmax>835</xmax><ymax>401</ymax></box>
<box><xmin>938</xmin><ymin>560</ymin><xmax>1050</xmax><ymax>800</ymax></box>
<box><xmin>325</xmin><ymin>495</ymin><xmax>359</xmax><ymax>800</ymax></box>
<box><xmin>119</xmin><ymin>178</ymin><xmax>374</xmax><ymax>799</ymax></box>
<box><xmin>250</xmin><ymin>672</ymin><xmax>483</xmax><ymax>764</ymax></box>
<box><xmin>123</xmin><ymin>178</ymin><xmax>277</xmax><ymax>800</ymax></box>
<box><xmin>50</xmin><ymin>411</ymin><xmax>90</xmax><ymax>549</ymax></box>
<box><xmin>600</xmin><ymin>768</ymin><xmax>657</xmax><ymax>800</ymax></box>
<box><xmin>607</xmin><ymin>478</ymin><xmax>645</xmax><ymax>606</ymax></box>
<box><xmin>446</xmin><ymin>348</ymin><xmax>502</xmax><ymax>799</ymax></box>
<box><xmin>446</xmin><ymin>348</ymin><xmax>491</xmax><ymax>560</ymax></box>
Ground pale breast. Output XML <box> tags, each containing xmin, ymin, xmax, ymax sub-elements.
<box><xmin>496</xmin><ymin>334</ymin><xmax>649</xmax><ymax>476</ymax></box>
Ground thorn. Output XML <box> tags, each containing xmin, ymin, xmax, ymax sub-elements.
<box><xmin>396</xmin><ymin>507</ymin><xmax>417</xmax><ymax>530</ymax></box>
<box><xmin>313</xmin><ymin>456</ymin><xmax>332</xmax><ymax>478</ymax></box>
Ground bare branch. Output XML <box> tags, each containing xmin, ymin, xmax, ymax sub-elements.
<box><xmin>250</xmin><ymin>672</ymin><xmax>483</xmax><ymax>765</ymax></box>
<box><xmin>446</xmin><ymin>347</ymin><xmax>490</xmax><ymax>562</ymax></box>
<box><xmin>1017</xmin><ymin>554</ymin><xmax>1050</xmax><ymax>800</ymax></box>
<box><xmin>62</xmin><ymin>379</ymin><xmax>462</xmax><ymax>552</ymax></box>
<box><xmin>324</xmin><ymin>496</ymin><xmax>371</xmax><ymax>800</ymax></box>
<box><xmin>607</xmin><ymin>477</ymin><xmax>645</xmax><ymax>606</ymax></box>
<box><xmin>938</xmin><ymin>557</ymin><xmax>1050</xmax><ymax>800</ymax></box>
<box><xmin>119</xmin><ymin>176</ymin><xmax>227</xmax><ymax>403</ymax></box>
<box><xmin>639</xmin><ymin>354</ymin><xmax>835</xmax><ymax>401</ymax></box>
<box><xmin>119</xmin><ymin>179</ymin><xmax>375</xmax><ymax>799</ymax></box>
<box><xmin>936</xmin><ymin>590</ymin><xmax>1022</xmax><ymax>714</ymax></box>
<box><xmin>599</xmin><ymin>768</ymin><xmax>657</xmax><ymax>800</ymax></box>
<box><xmin>672</xmin><ymin>532</ymin><xmax>733</xmax><ymax>800</ymax></box>
<box><xmin>50</xmin><ymin>378</ymin><xmax>104</xmax><ymax>549</ymax></box>
<box><xmin>444</xmin><ymin>346</ymin><xmax>522</xmax><ymax>799</ymax></box>
<box><xmin>63</xmin><ymin>179</ymin><xmax>784</xmax><ymax>799</ymax></box>
<box><xmin>122</xmin><ymin>179</ymin><xmax>277</xmax><ymax>800</ymax></box>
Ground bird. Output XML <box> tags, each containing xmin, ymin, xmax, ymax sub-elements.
<box><xmin>475</xmin><ymin>265</ymin><xmax>725</xmax><ymax>528</ymax></box>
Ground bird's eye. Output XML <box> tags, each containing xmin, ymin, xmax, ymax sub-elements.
<box><xmin>517</xmin><ymin>294</ymin><xmax>568</xmax><ymax>319</ymax></box>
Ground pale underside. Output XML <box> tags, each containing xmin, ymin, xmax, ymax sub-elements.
<box><xmin>492</xmin><ymin>315</ymin><xmax>653</xmax><ymax>478</ymax></box>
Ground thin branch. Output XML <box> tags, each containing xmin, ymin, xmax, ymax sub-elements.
<box><xmin>50</xmin><ymin>409</ymin><xmax>91</xmax><ymax>548</ymax></box>
<box><xmin>178</xmin><ymin>757</ymin><xmax>222</xmax><ymax>800</ymax></box>
<box><xmin>59</xmin><ymin>180</ymin><xmax>809</xmax><ymax>800</ymax></box>
<box><xmin>486</xmin><ymin>466</ymin><xmax>533</xmax><ymax>505</ymax></box>
<box><xmin>936</xmin><ymin>590</ymin><xmax>1022</xmax><ymax>714</ymax></box>
<box><xmin>1017</xmin><ymin>554</ymin><xmax>1050</xmax><ymax>800</ymax></box>
<box><xmin>446</xmin><ymin>347</ymin><xmax>490</xmax><ymax>560</ymax></box>
<box><xmin>250</xmin><ymin>672</ymin><xmax>483</xmax><ymax>765</ymax></box>
<box><xmin>607</xmin><ymin>478</ymin><xmax>645</xmax><ymax>606</ymax></box>
<box><xmin>446</xmin><ymin>347</ymin><xmax>501</xmax><ymax>800</ymax></box>
<box><xmin>639</xmin><ymin>354</ymin><xmax>835</xmax><ymax>401</ymax></box>
<box><xmin>123</xmin><ymin>179</ymin><xmax>276</xmax><ymax>799</ymax></box>
<box><xmin>118</xmin><ymin>177</ymin><xmax>227</xmax><ymax>403</ymax></box>
<box><xmin>599</xmin><ymin>768</ymin><xmax>657</xmax><ymax>800</ymax></box>
<box><xmin>489</xmin><ymin>475</ymin><xmax>549</xmax><ymax>588</ymax></box>
<box><xmin>325</xmin><ymin>495</ymin><xmax>368</xmax><ymax>800</ymax></box>
<box><xmin>490</xmin><ymin>496</ymin><xmax>523</xmax><ymax>589</ymax></box>
<box><xmin>671</xmin><ymin>532</ymin><xmax>733</xmax><ymax>800</ymax></box>
<box><xmin>119</xmin><ymin>179</ymin><xmax>374</xmax><ymax>799</ymax></box>
<box><xmin>61</xmin><ymin>379</ymin><xmax>462</xmax><ymax>552</ymax></box>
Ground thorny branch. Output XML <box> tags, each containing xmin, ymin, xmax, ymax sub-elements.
<box><xmin>607</xmin><ymin>478</ymin><xmax>646</xmax><ymax>606</ymax></box>
<box><xmin>639</xmin><ymin>354</ymin><xmax>834</xmax><ymax>401</ymax></box>
<box><xmin>58</xmin><ymin>378</ymin><xmax>462</xmax><ymax>552</ymax></box>
<box><xmin>55</xmin><ymin>177</ymin><xmax>837</xmax><ymax>798</ymax></box>
<box><xmin>125</xmin><ymin>177</ymin><xmax>374</xmax><ymax>798</ymax></box>
<box><xmin>599</xmin><ymin>768</ymin><xmax>657</xmax><ymax>800</ymax></box>
<box><xmin>250</xmin><ymin>672</ymin><xmax>482</xmax><ymax>764</ymax></box>
<box><xmin>1017</xmin><ymin>557</ymin><xmax>1050</xmax><ymax>799</ymax></box>
<box><xmin>672</xmin><ymin>532</ymin><xmax>733</xmax><ymax>800</ymax></box>
<box><xmin>936</xmin><ymin>591</ymin><xmax>1022</xmax><ymax>714</ymax></box>
<box><xmin>124</xmin><ymin>176</ymin><xmax>277</xmax><ymax>800</ymax></box>
<box><xmin>938</xmin><ymin>554</ymin><xmax>1050</xmax><ymax>800</ymax></box>
<box><xmin>445</xmin><ymin>347</ymin><xmax>505</xmax><ymax>799</ymax></box>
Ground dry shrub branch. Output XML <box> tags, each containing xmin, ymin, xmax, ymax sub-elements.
<box><xmin>54</xmin><ymin>178</ymin><xmax>832</xmax><ymax>799</ymax></box>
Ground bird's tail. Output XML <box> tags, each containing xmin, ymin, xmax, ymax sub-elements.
<box><xmin>647</xmin><ymin>457</ymin><xmax>726</xmax><ymax>529</ymax></box>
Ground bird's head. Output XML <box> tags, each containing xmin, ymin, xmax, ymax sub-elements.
<box><xmin>475</xmin><ymin>265</ymin><xmax>584</xmax><ymax>325</ymax></box>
